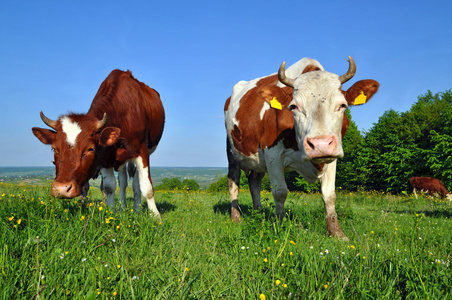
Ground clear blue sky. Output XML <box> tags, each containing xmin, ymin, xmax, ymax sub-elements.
<box><xmin>1</xmin><ymin>0</ymin><xmax>451</xmax><ymax>167</ymax></box>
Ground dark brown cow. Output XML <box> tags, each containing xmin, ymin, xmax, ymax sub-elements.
<box><xmin>225</xmin><ymin>57</ymin><xmax>379</xmax><ymax>239</ymax></box>
<box><xmin>409</xmin><ymin>177</ymin><xmax>452</xmax><ymax>200</ymax></box>
<box><xmin>32</xmin><ymin>70</ymin><xmax>165</xmax><ymax>217</ymax></box>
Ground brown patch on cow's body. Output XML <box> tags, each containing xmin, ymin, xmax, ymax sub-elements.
<box><xmin>229</xmin><ymin>75</ymin><xmax>294</xmax><ymax>156</ymax></box>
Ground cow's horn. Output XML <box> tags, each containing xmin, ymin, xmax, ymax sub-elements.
<box><xmin>40</xmin><ymin>111</ymin><xmax>58</xmax><ymax>130</ymax></box>
<box><xmin>338</xmin><ymin>56</ymin><xmax>356</xmax><ymax>84</ymax></box>
<box><xmin>96</xmin><ymin>113</ymin><xmax>107</xmax><ymax>130</ymax></box>
<box><xmin>278</xmin><ymin>61</ymin><xmax>295</xmax><ymax>88</ymax></box>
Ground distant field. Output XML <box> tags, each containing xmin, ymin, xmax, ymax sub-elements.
<box><xmin>0</xmin><ymin>166</ymin><xmax>227</xmax><ymax>189</ymax></box>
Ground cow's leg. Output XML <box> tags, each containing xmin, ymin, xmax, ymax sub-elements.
<box><xmin>118</xmin><ymin>166</ymin><xmax>128</xmax><ymax>209</ymax></box>
<box><xmin>134</xmin><ymin>152</ymin><xmax>160</xmax><ymax>219</ymax></box>
<box><xmin>413</xmin><ymin>188</ymin><xmax>418</xmax><ymax>199</ymax></box>
<box><xmin>101</xmin><ymin>168</ymin><xmax>117</xmax><ymax>209</ymax></box>
<box><xmin>319</xmin><ymin>161</ymin><xmax>347</xmax><ymax>240</ymax></box>
<box><xmin>247</xmin><ymin>171</ymin><xmax>265</xmax><ymax>210</ymax></box>
<box><xmin>128</xmin><ymin>163</ymin><xmax>142</xmax><ymax>211</ymax></box>
<box><xmin>80</xmin><ymin>181</ymin><xmax>90</xmax><ymax>200</ymax></box>
<box><xmin>265</xmin><ymin>151</ymin><xmax>288</xmax><ymax>221</ymax></box>
<box><xmin>227</xmin><ymin>139</ymin><xmax>241</xmax><ymax>222</ymax></box>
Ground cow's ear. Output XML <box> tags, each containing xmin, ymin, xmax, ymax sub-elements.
<box><xmin>344</xmin><ymin>80</ymin><xmax>380</xmax><ymax>106</ymax></box>
<box><xmin>99</xmin><ymin>127</ymin><xmax>121</xmax><ymax>146</ymax></box>
<box><xmin>32</xmin><ymin>127</ymin><xmax>56</xmax><ymax>145</ymax></box>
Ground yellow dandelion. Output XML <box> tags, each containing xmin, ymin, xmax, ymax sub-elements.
<box><xmin>263</xmin><ymin>249</ymin><xmax>266</xmax><ymax>253</ymax></box>
<box><xmin>274</xmin><ymin>239</ymin><xmax>278</xmax><ymax>243</ymax></box>
<box><xmin>363</xmin><ymin>256</ymin><xmax>366</xmax><ymax>259</ymax></box>
<box><xmin>116</xmin><ymin>225</ymin><xmax>120</xmax><ymax>230</ymax></box>
<box><xmin>112</xmin><ymin>291</ymin><xmax>117</xmax><ymax>296</ymax></box>
<box><xmin>65</xmin><ymin>251</ymin><xmax>68</xmax><ymax>255</ymax></box>
<box><xmin>105</xmin><ymin>218</ymin><xmax>111</xmax><ymax>224</ymax></box>
<box><xmin>290</xmin><ymin>252</ymin><xmax>293</xmax><ymax>256</ymax></box>
<box><xmin>371</xmin><ymin>231</ymin><xmax>374</xmax><ymax>234</ymax></box>
<box><xmin>290</xmin><ymin>240</ymin><xmax>296</xmax><ymax>245</ymax></box>
<box><xmin>350</xmin><ymin>245</ymin><xmax>355</xmax><ymax>249</ymax></box>
<box><xmin>275</xmin><ymin>279</ymin><xmax>281</xmax><ymax>286</ymax></box>
<box><xmin>283</xmin><ymin>284</ymin><xmax>288</xmax><ymax>288</ymax></box>
<box><xmin>260</xmin><ymin>294</ymin><xmax>266</xmax><ymax>300</ymax></box>
<box><xmin>8</xmin><ymin>216</ymin><xmax>14</xmax><ymax>221</ymax></box>
<box><xmin>323</xmin><ymin>284</ymin><xmax>328</xmax><ymax>289</ymax></box>
<box><xmin>184</xmin><ymin>267</ymin><xmax>189</xmax><ymax>272</ymax></box>
<box><xmin>263</xmin><ymin>258</ymin><xmax>268</xmax><ymax>263</ymax></box>
<box><xmin>117</xmin><ymin>264</ymin><xmax>121</xmax><ymax>269</ymax></box>
<box><xmin>80</xmin><ymin>216</ymin><xmax>85</xmax><ymax>221</ymax></box>
<box><xmin>98</xmin><ymin>206</ymin><xmax>103</xmax><ymax>211</ymax></box>
<box><xmin>17</xmin><ymin>219</ymin><xmax>22</xmax><ymax>224</ymax></box>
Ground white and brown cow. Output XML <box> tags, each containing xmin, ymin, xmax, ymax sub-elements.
<box><xmin>225</xmin><ymin>57</ymin><xmax>379</xmax><ymax>239</ymax></box>
<box><xmin>32</xmin><ymin>70</ymin><xmax>165</xmax><ymax>217</ymax></box>
<box><xmin>409</xmin><ymin>176</ymin><xmax>452</xmax><ymax>200</ymax></box>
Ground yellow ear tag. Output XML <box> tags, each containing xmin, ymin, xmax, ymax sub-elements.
<box><xmin>270</xmin><ymin>97</ymin><xmax>282</xmax><ymax>110</ymax></box>
<box><xmin>354</xmin><ymin>91</ymin><xmax>367</xmax><ymax>105</ymax></box>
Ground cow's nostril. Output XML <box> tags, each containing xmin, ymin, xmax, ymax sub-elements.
<box><xmin>66</xmin><ymin>184</ymin><xmax>72</xmax><ymax>193</ymax></box>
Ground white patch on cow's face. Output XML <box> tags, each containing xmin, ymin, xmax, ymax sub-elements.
<box><xmin>290</xmin><ymin>71</ymin><xmax>346</xmax><ymax>161</ymax></box>
<box><xmin>61</xmin><ymin>116</ymin><xmax>82</xmax><ymax>147</ymax></box>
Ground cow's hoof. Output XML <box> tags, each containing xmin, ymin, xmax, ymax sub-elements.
<box><xmin>329</xmin><ymin>231</ymin><xmax>348</xmax><ymax>241</ymax></box>
<box><xmin>231</xmin><ymin>207</ymin><xmax>241</xmax><ymax>223</ymax></box>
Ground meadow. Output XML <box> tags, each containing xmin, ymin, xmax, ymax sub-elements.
<box><xmin>0</xmin><ymin>182</ymin><xmax>451</xmax><ymax>299</ymax></box>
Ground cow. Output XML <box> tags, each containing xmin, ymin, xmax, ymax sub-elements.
<box><xmin>224</xmin><ymin>57</ymin><xmax>379</xmax><ymax>239</ymax></box>
<box><xmin>32</xmin><ymin>69</ymin><xmax>165</xmax><ymax>217</ymax></box>
<box><xmin>409</xmin><ymin>177</ymin><xmax>452</xmax><ymax>200</ymax></box>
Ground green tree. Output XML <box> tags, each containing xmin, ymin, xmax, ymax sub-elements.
<box><xmin>336</xmin><ymin>110</ymin><xmax>364</xmax><ymax>191</ymax></box>
<box><xmin>353</xmin><ymin>89</ymin><xmax>452</xmax><ymax>193</ymax></box>
<box><xmin>155</xmin><ymin>177</ymin><xmax>183</xmax><ymax>190</ymax></box>
<box><xmin>182</xmin><ymin>179</ymin><xmax>200</xmax><ymax>191</ymax></box>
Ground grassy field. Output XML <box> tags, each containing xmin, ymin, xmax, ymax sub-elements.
<box><xmin>0</xmin><ymin>182</ymin><xmax>451</xmax><ymax>299</ymax></box>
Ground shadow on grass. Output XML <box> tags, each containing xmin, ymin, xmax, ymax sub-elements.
<box><xmin>212</xmin><ymin>200</ymin><xmax>273</xmax><ymax>218</ymax></box>
<box><xmin>155</xmin><ymin>201</ymin><xmax>177</xmax><ymax>215</ymax></box>
<box><xmin>392</xmin><ymin>209</ymin><xmax>452</xmax><ymax>219</ymax></box>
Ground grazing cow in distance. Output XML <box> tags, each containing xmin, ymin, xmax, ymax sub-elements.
<box><xmin>225</xmin><ymin>56</ymin><xmax>379</xmax><ymax>239</ymax></box>
<box><xmin>32</xmin><ymin>70</ymin><xmax>165</xmax><ymax>217</ymax></box>
<box><xmin>409</xmin><ymin>177</ymin><xmax>452</xmax><ymax>200</ymax></box>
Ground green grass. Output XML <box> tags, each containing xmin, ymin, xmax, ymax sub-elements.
<box><xmin>0</xmin><ymin>182</ymin><xmax>451</xmax><ymax>299</ymax></box>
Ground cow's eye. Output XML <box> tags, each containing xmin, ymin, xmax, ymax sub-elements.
<box><xmin>288</xmin><ymin>104</ymin><xmax>298</xmax><ymax>111</ymax></box>
<box><xmin>339</xmin><ymin>102</ymin><xmax>348</xmax><ymax>111</ymax></box>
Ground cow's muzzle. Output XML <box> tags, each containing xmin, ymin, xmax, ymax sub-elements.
<box><xmin>51</xmin><ymin>181</ymin><xmax>81</xmax><ymax>199</ymax></box>
<box><xmin>304</xmin><ymin>135</ymin><xmax>341</xmax><ymax>163</ymax></box>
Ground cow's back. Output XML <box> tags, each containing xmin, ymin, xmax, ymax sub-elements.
<box><xmin>88</xmin><ymin>70</ymin><xmax>165</xmax><ymax>151</ymax></box>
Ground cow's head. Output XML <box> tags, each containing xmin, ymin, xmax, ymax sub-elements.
<box><xmin>278</xmin><ymin>57</ymin><xmax>379</xmax><ymax>164</ymax></box>
<box><xmin>32</xmin><ymin>112</ymin><xmax>120</xmax><ymax>198</ymax></box>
